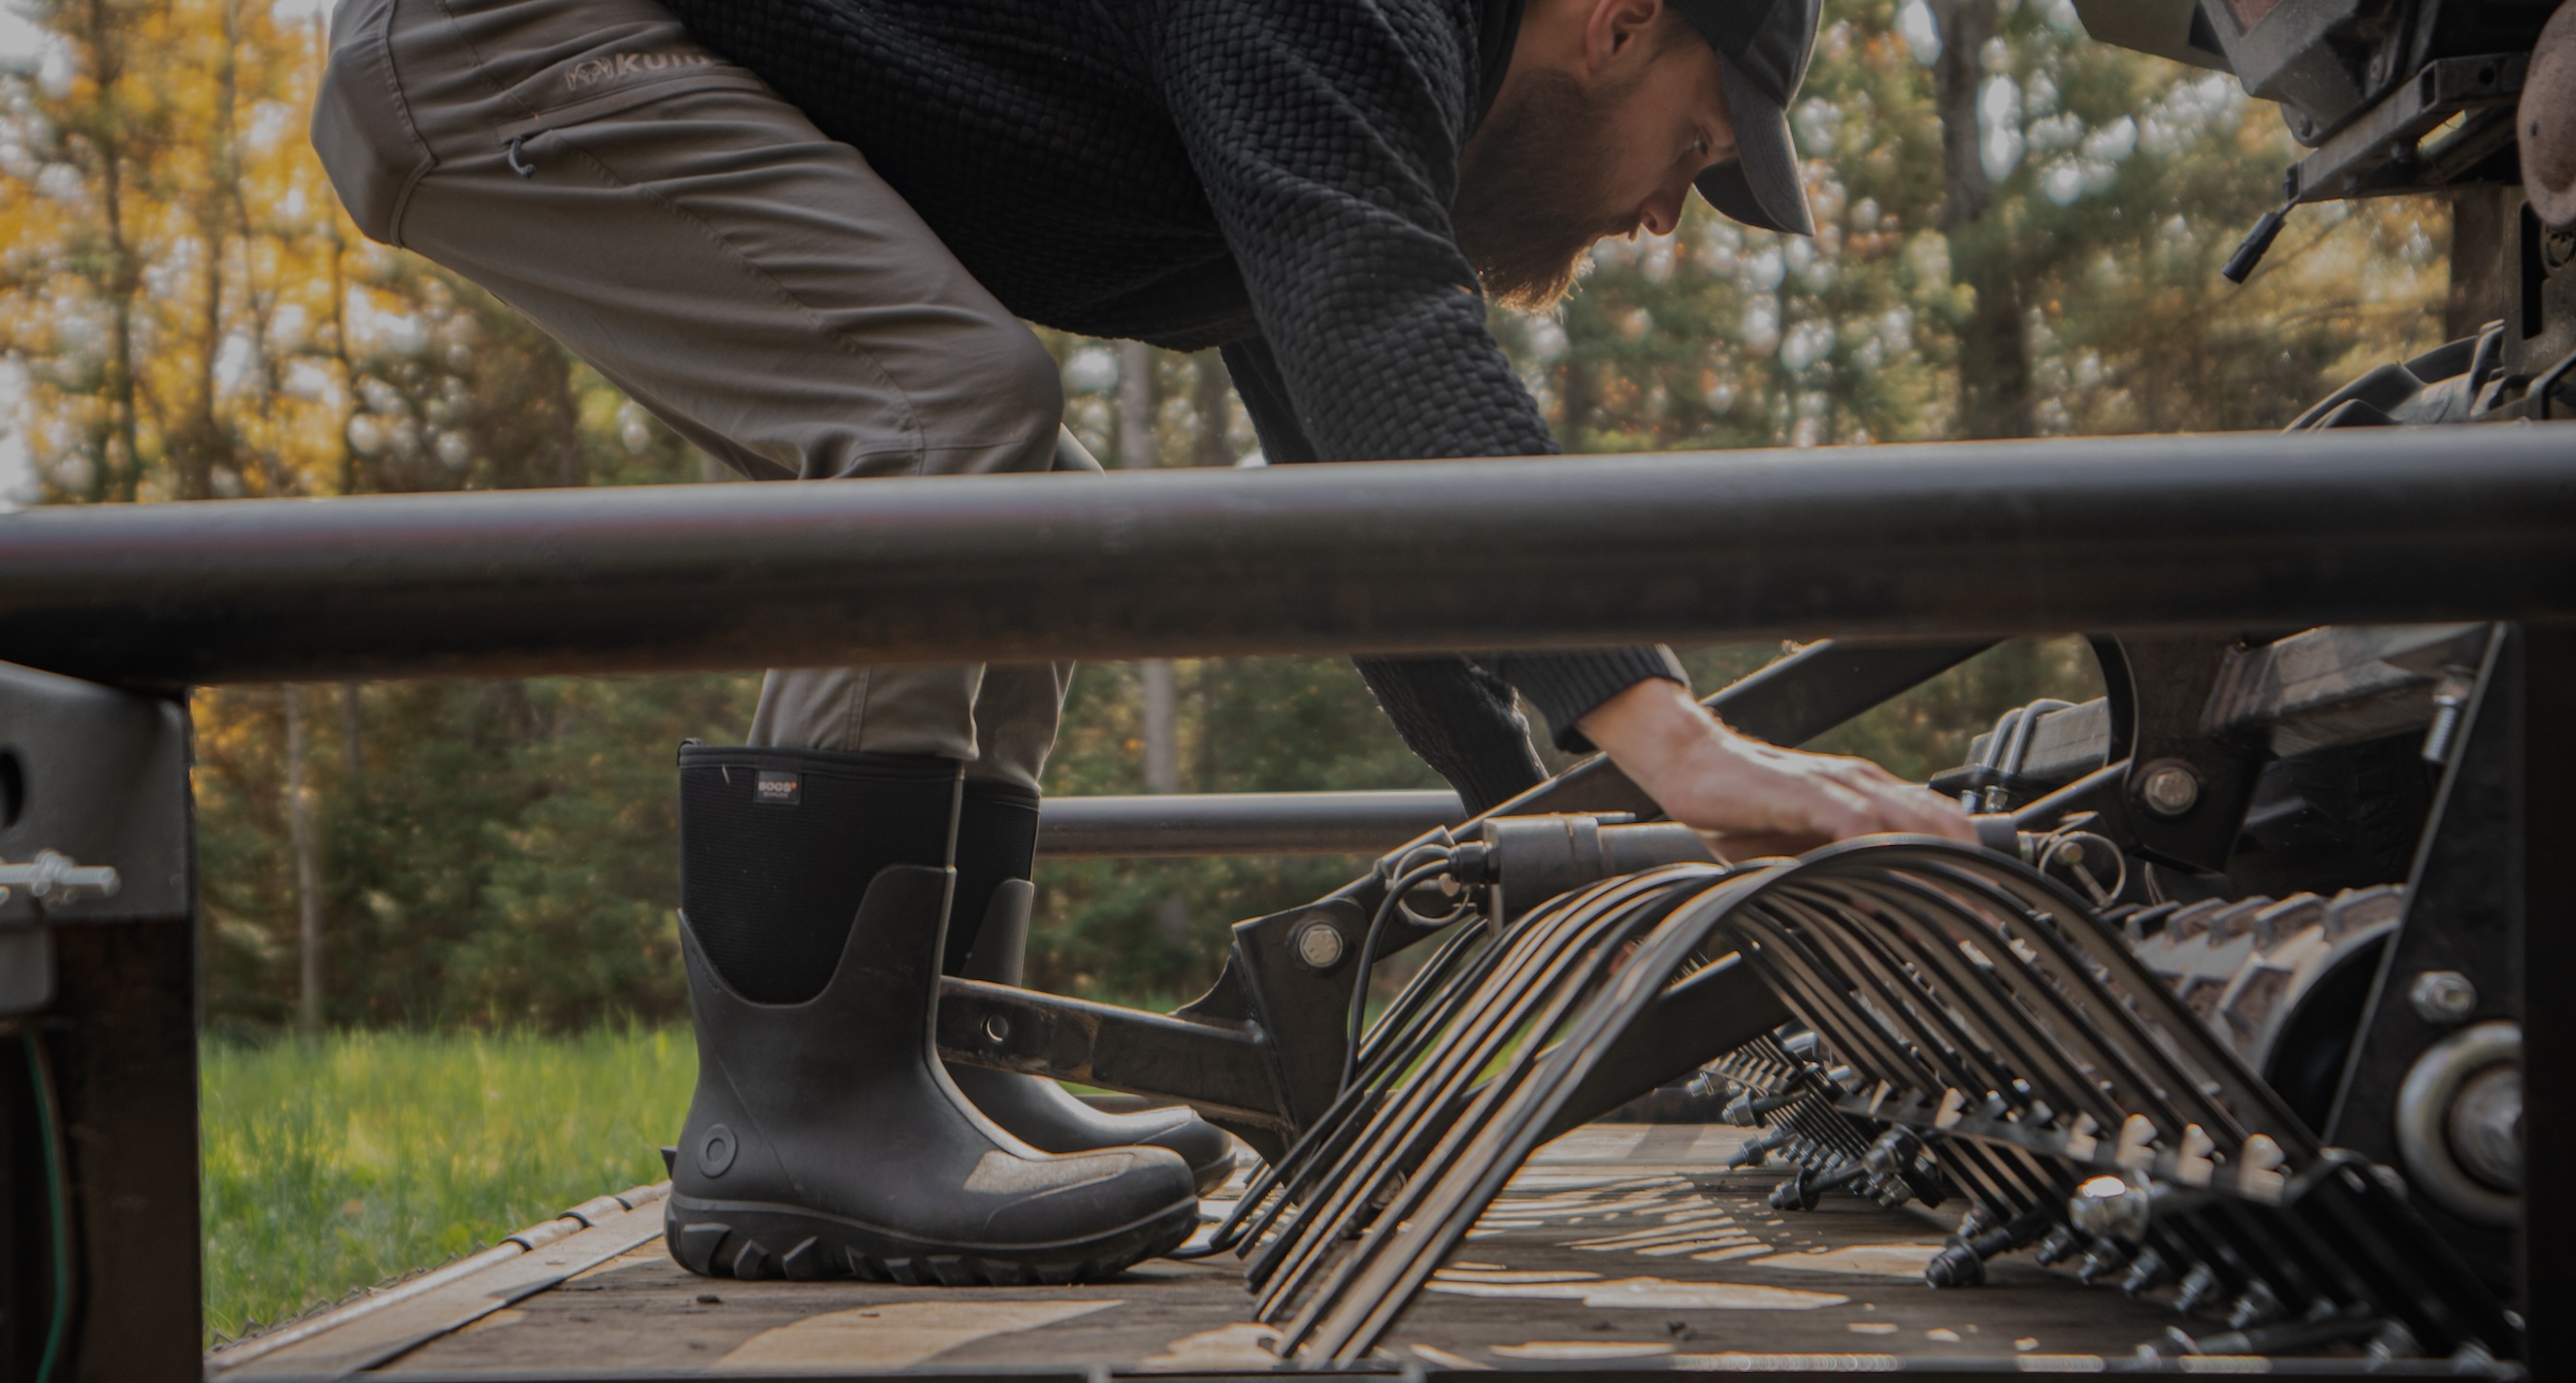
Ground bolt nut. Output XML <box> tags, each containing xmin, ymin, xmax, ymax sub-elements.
<box><xmin>2136</xmin><ymin>761</ymin><xmax>2202</xmax><ymax>818</ymax></box>
<box><xmin>983</xmin><ymin>1013</ymin><xmax>1011</xmax><ymax>1044</ymax></box>
<box><xmin>1293</xmin><ymin>920</ymin><xmax>1347</xmax><ymax>971</ymax></box>
<box><xmin>2408</xmin><ymin>970</ymin><xmax>2479</xmax><ymax>1025</ymax></box>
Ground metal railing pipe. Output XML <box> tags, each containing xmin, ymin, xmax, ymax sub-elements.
<box><xmin>1</xmin><ymin>426</ymin><xmax>2571</xmax><ymax>686</ymax></box>
<box><xmin>1037</xmin><ymin>790</ymin><xmax>1465</xmax><ymax>857</ymax></box>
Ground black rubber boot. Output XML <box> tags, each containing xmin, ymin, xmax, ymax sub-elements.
<box><xmin>666</xmin><ymin>745</ymin><xmax>1198</xmax><ymax>1284</ymax></box>
<box><xmin>943</xmin><ymin>779</ymin><xmax>1242</xmax><ymax>1194</ymax></box>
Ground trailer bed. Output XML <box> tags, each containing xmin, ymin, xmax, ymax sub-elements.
<box><xmin>206</xmin><ymin>1124</ymin><xmax>2346</xmax><ymax>1379</ymax></box>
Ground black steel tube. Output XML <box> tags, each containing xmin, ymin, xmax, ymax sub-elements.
<box><xmin>4</xmin><ymin>427</ymin><xmax>2573</xmax><ymax>687</ymax></box>
<box><xmin>1036</xmin><ymin>790</ymin><xmax>1463</xmax><ymax>857</ymax></box>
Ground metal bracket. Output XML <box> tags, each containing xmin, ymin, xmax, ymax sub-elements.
<box><xmin>2286</xmin><ymin>54</ymin><xmax>2528</xmax><ymax>205</ymax></box>
<box><xmin>2322</xmin><ymin>624</ymin><xmax>2522</xmax><ymax>1284</ymax></box>
<box><xmin>2097</xmin><ymin>637</ymin><xmax>2273</xmax><ymax>873</ymax></box>
<box><xmin>0</xmin><ymin>660</ymin><xmax>201</xmax><ymax>1372</ymax></box>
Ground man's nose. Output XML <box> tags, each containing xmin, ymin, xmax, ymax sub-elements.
<box><xmin>1639</xmin><ymin>179</ymin><xmax>1690</xmax><ymax>237</ymax></box>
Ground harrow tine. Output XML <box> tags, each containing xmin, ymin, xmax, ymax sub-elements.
<box><xmin>1256</xmin><ymin>869</ymin><xmax>1712</xmax><ymax>1328</ymax></box>
<box><xmin>1251</xmin><ymin>838</ymin><xmax>2518</xmax><ymax>1367</ymax></box>
<box><xmin>1249</xmin><ymin>870</ymin><xmax>1672</xmax><ymax>1309</ymax></box>
<box><xmin>1214</xmin><ymin>916</ymin><xmax>1509</xmax><ymax>1259</ymax></box>
<box><xmin>1294</xmin><ymin>871</ymin><xmax>1768</xmax><ymax>1361</ymax></box>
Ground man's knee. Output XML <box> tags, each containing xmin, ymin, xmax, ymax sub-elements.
<box><xmin>846</xmin><ymin>321</ymin><xmax>1063</xmax><ymax>480</ymax></box>
<box><xmin>977</xmin><ymin>327</ymin><xmax>1068</xmax><ymax>473</ymax></box>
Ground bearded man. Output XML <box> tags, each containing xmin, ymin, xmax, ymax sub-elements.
<box><xmin>312</xmin><ymin>0</ymin><xmax>1971</xmax><ymax>1285</ymax></box>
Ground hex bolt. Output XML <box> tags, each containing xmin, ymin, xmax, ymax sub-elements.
<box><xmin>2136</xmin><ymin>760</ymin><xmax>2202</xmax><ymax>818</ymax></box>
<box><xmin>2034</xmin><ymin>1224</ymin><xmax>2084</xmax><ymax>1266</ymax></box>
<box><xmin>1727</xmin><ymin>1126</ymin><xmax>1792</xmax><ymax>1169</ymax></box>
<box><xmin>2120</xmin><ymin>1247</ymin><xmax>2172</xmax><ymax>1296</ymax></box>
<box><xmin>1725</xmin><ymin>1089</ymin><xmax>1802</xmax><ymax>1127</ymax></box>
<box><xmin>2174</xmin><ymin>1263</ymin><xmax>2224</xmax><ymax>1314</ymax></box>
<box><xmin>1862</xmin><ymin>1127</ymin><xmax>1924</xmax><ymax>1178</ymax></box>
<box><xmin>1923</xmin><ymin>1241</ymin><xmax>1987</xmax><ymax>1289</ymax></box>
<box><xmin>2408</xmin><ymin>970</ymin><xmax>2478</xmax><ymax>1025</ymax></box>
<box><xmin>2075</xmin><ymin>1241</ymin><xmax>2131</xmax><ymax>1285</ymax></box>
<box><xmin>1293</xmin><ymin>920</ymin><xmax>1347</xmax><ymax>971</ymax></box>
<box><xmin>2226</xmin><ymin>1279</ymin><xmax>2284</xmax><ymax>1331</ymax></box>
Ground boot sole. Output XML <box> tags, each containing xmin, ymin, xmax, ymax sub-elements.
<box><xmin>663</xmin><ymin>1192</ymin><xmax>1199</xmax><ymax>1286</ymax></box>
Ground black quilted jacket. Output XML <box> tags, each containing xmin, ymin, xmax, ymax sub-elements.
<box><xmin>662</xmin><ymin>0</ymin><xmax>1686</xmax><ymax>810</ymax></box>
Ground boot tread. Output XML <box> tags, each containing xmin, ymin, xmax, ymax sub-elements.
<box><xmin>664</xmin><ymin>1199</ymin><xmax>1193</xmax><ymax>1284</ymax></box>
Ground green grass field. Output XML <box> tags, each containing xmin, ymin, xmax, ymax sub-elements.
<box><xmin>200</xmin><ymin>1028</ymin><xmax>694</xmax><ymax>1344</ymax></box>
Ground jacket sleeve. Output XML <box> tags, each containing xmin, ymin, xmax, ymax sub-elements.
<box><xmin>1167</xmin><ymin>5</ymin><xmax>1684</xmax><ymax>752</ymax></box>
<box><xmin>1159</xmin><ymin>0</ymin><xmax>1548</xmax><ymax>466</ymax></box>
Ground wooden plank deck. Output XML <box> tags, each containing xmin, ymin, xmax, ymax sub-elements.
<box><xmin>209</xmin><ymin>1125</ymin><xmax>2231</xmax><ymax>1378</ymax></box>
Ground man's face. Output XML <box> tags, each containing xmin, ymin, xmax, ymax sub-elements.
<box><xmin>1453</xmin><ymin>15</ymin><xmax>1738</xmax><ymax>311</ymax></box>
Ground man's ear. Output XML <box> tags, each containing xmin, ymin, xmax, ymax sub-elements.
<box><xmin>1580</xmin><ymin>0</ymin><xmax>1668</xmax><ymax>81</ymax></box>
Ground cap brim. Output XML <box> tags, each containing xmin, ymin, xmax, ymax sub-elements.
<box><xmin>1694</xmin><ymin>51</ymin><xmax>1812</xmax><ymax>236</ymax></box>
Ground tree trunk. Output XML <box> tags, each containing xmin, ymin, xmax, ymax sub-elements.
<box><xmin>1192</xmin><ymin>353</ymin><xmax>1233</xmax><ymax>468</ymax></box>
<box><xmin>342</xmin><ymin>682</ymin><xmax>365</xmax><ymax>800</ymax></box>
<box><xmin>285</xmin><ymin>686</ymin><xmax>325</xmax><ymax>1034</ymax></box>
<box><xmin>1929</xmin><ymin>0</ymin><xmax>2034</xmax><ymax>440</ymax></box>
<box><xmin>80</xmin><ymin>0</ymin><xmax>147</xmax><ymax>502</ymax></box>
<box><xmin>2446</xmin><ymin>187</ymin><xmax>2513</xmax><ymax>342</ymax></box>
<box><xmin>1118</xmin><ymin>342</ymin><xmax>1182</xmax><ymax>794</ymax></box>
<box><xmin>1119</xmin><ymin>342</ymin><xmax>1186</xmax><ymax>944</ymax></box>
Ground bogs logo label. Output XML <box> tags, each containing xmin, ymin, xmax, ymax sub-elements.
<box><xmin>566</xmin><ymin>49</ymin><xmax>719</xmax><ymax>93</ymax></box>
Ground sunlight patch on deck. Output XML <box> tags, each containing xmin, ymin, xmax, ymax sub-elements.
<box><xmin>1137</xmin><ymin>1322</ymin><xmax>1280</xmax><ymax>1370</ymax></box>
<box><xmin>1745</xmin><ymin>1243</ymin><xmax>1946</xmax><ymax>1279</ymax></box>
<box><xmin>714</xmin><ymin>1300</ymin><xmax>1117</xmax><ymax>1372</ymax></box>
<box><xmin>1424</xmin><ymin>1274</ymin><xmax>1847</xmax><ymax>1311</ymax></box>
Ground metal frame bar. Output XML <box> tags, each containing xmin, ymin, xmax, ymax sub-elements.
<box><xmin>1</xmin><ymin>427</ymin><xmax>2571</xmax><ymax>687</ymax></box>
<box><xmin>1035</xmin><ymin>790</ymin><xmax>1462</xmax><ymax>857</ymax></box>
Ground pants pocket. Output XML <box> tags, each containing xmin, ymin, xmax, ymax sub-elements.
<box><xmin>310</xmin><ymin>0</ymin><xmax>437</xmax><ymax>247</ymax></box>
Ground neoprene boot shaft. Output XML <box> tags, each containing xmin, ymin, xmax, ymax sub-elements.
<box><xmin>667</xmin><ymin>745</ymin><xmax>1196</xmax><ymax>1284</ymax></box>
<box><xmin>943</xmin><ymin>779</ymin><xmax>1239</xmax><ymax>1192</ymax></box>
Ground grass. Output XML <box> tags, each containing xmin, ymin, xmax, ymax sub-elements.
<box><xmin>200</xmin><ymin>1027</ymin><xmax>694</xmax><ymax>1345</ymax></box>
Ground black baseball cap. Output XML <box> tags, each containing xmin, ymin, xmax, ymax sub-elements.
<box><xmin>1672</xmin><ymin>0</ymin><xmax>1821</xmax><ymax>237</ymax></box>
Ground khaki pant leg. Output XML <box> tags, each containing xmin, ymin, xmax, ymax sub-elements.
<box><xmin>313</xmin><ymin>0</ymin><xmax>1068</xmax><ymax>775</ymax></box>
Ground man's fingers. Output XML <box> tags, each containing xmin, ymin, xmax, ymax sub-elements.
<box><xmin>1632</xmin><ymin>720</ymin><xmax>1982</xmax><ymax>852</ymax></box>
<box><xmin>1817</xmin><ymin>774</ymin><xmax>1976</xmax><ymax>844</ymax></box>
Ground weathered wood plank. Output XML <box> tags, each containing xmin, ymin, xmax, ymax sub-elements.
<box><xmin>211</xmin><ymin>1187</ymin><xmax>669</xmax><ymax>1380</ymax></box>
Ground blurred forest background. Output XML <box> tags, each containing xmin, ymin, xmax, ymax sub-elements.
<box><xmin>0</xmin><ymin>0</ymin><xmax>2459</xmax><ymax>1035</ymax></box>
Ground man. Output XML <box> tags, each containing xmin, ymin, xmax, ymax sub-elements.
<box><xmin>313</xmin><ymin>0</ymin><xmax>1972</xmax><ymax>1285</ymax></box>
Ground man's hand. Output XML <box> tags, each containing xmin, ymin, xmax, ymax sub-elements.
<box><xmin>1576</xmin><ymin>678</ymin><xmax>1975</xmax><ymax>859</ymax></box>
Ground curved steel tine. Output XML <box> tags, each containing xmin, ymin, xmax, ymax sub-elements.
<box><xmin>1723</xmin><ymin>900</ymin><xmax>2043</xmax><ymax>1220</ymax></box>
<box><xmin>1258</xmin><ymin>870</ymin><xmax>1707</xmax><ymax>1320</ymax></box>
<box><xmin>1304</xmin><ymin>871</ymin><xmax>1770</xmax><ymax>1360</ymax></box>
<box><xmin>1267</xmin><ymin>870</ymin><xmax>1707</xmax><ymax>1325</ymax></box>
<box><xmin>1901</xmin><ymin>850</ymin><xmax>2317</xmax><ymax>1152</ymax></box>
<box><xmin>1229</xmin><ymin>917</ymin><xmax>1522</xmax><ymax>1258</ymax></box>
<box><xmin>1805</xmin><ymin>873</ymin><xmax>2142</xmax><ymax>1135</ymax></box>
<box><xmin>1283</xmin><ymin>875</ymin><xmax>1706</xmax><ymax>1350</ymax></box>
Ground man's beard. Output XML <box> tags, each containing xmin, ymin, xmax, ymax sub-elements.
<box><xmin>1452</xmin><ymin>66</ymin><xmax>1648</xmax><ymax>312</ymax></box>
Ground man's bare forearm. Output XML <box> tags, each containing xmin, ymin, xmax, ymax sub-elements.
<box><xmin>1576</xmin><ymin>678</ymin><xmax>1974</xmax><ymax>858</ymax></box>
